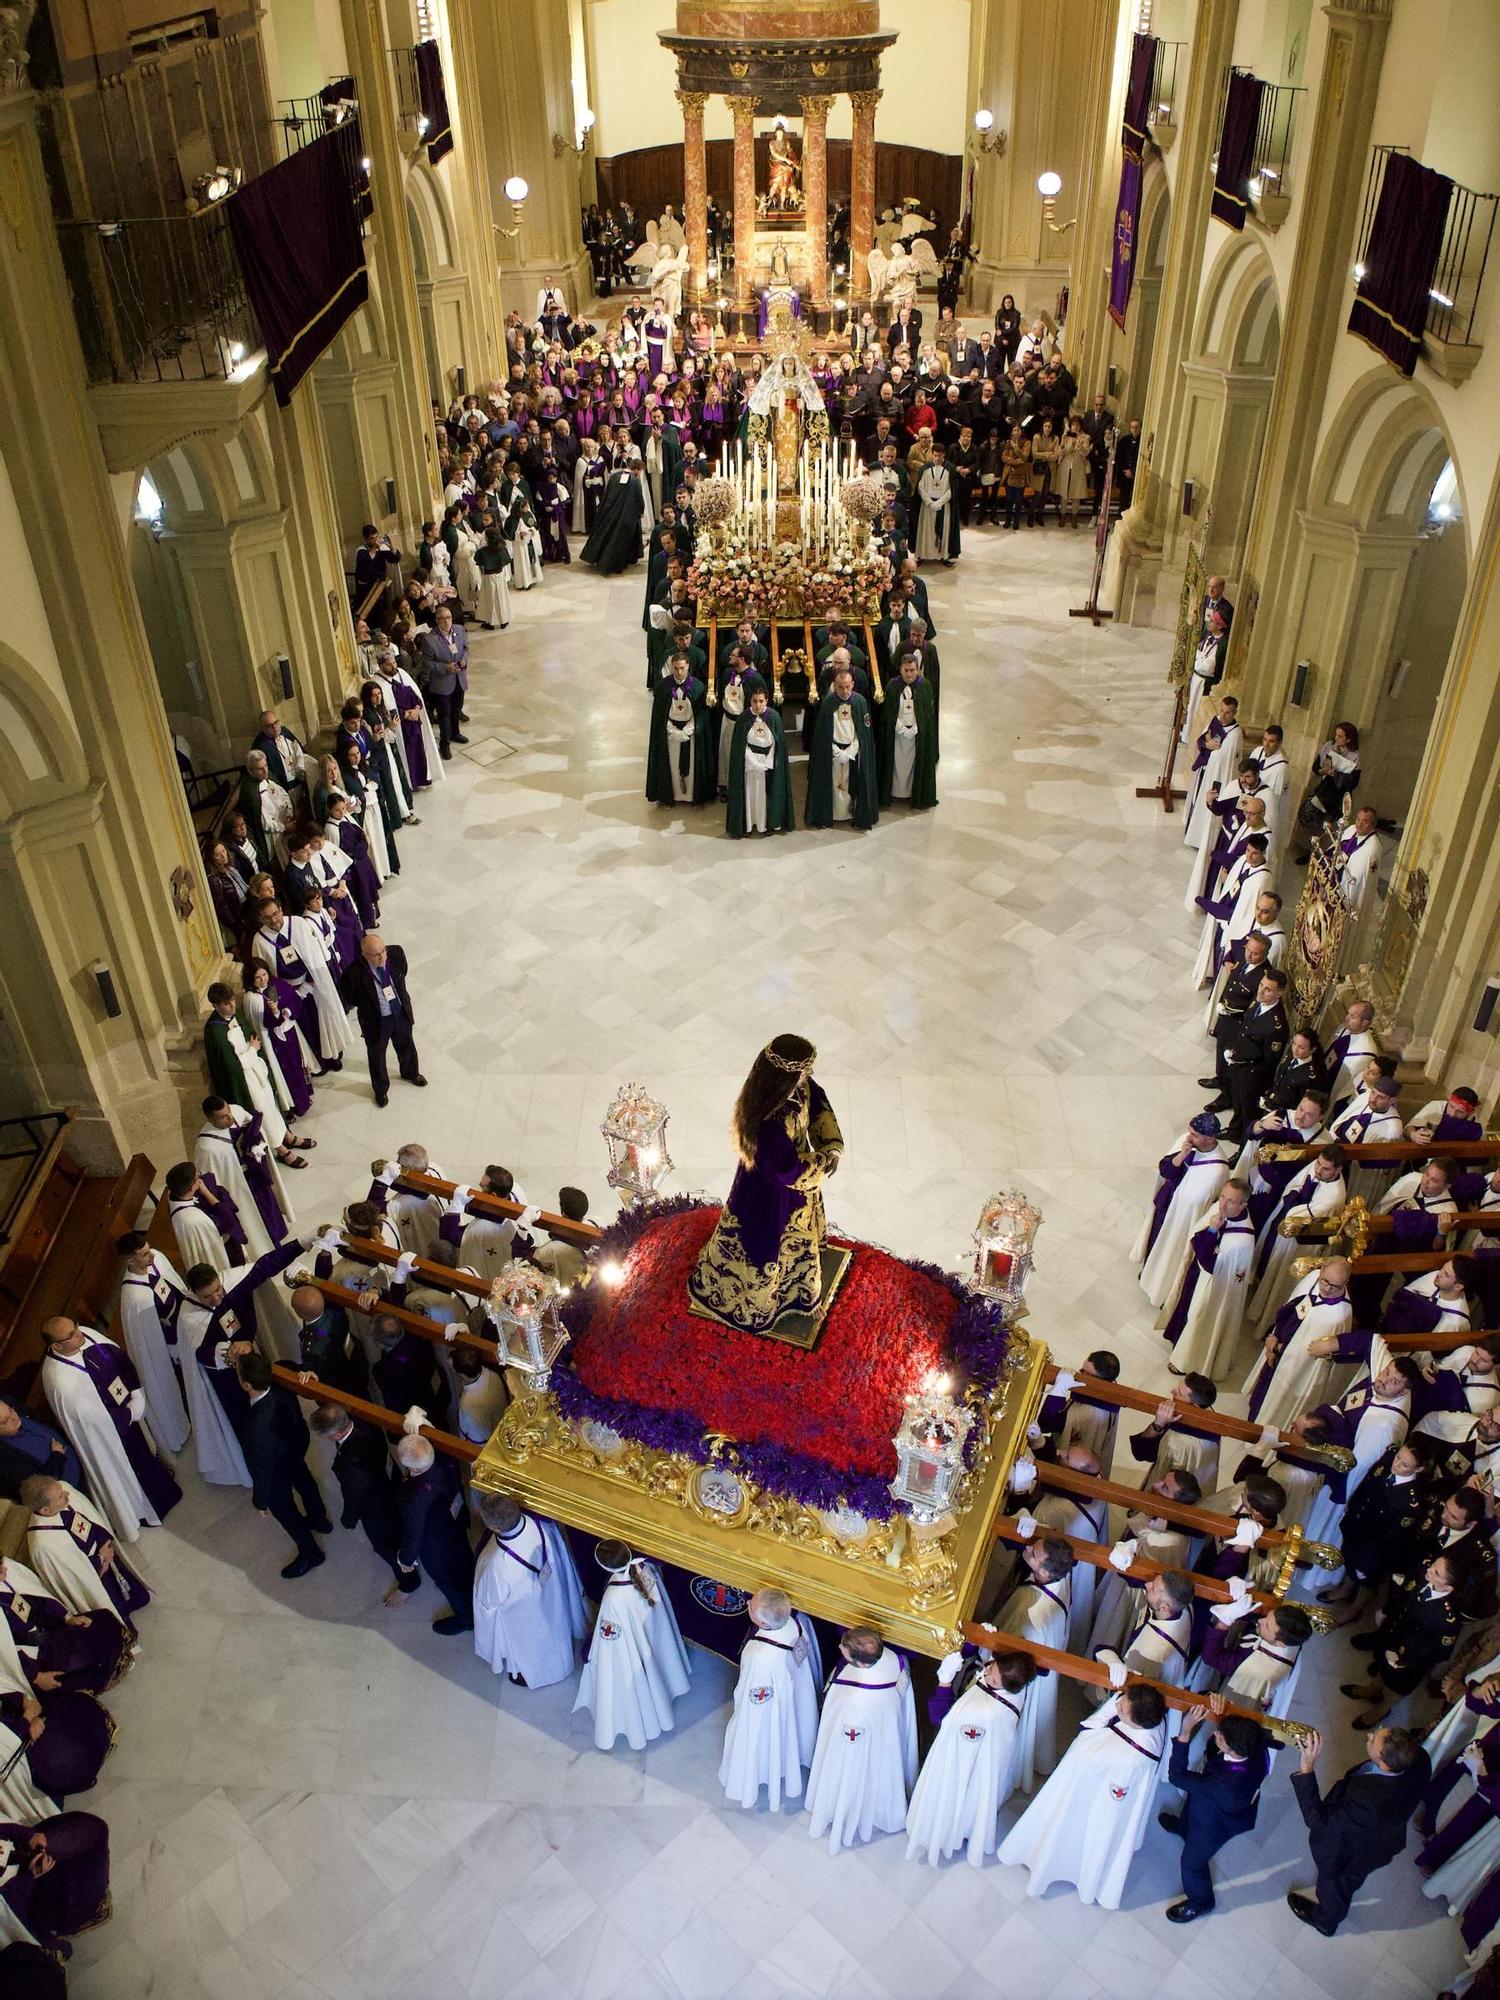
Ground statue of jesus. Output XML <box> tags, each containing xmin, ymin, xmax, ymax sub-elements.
<box><xmin>767</xmin><ymin>125</ymin><xmax>801</xmax><ymax>210</ymax></box>
<box><xmin>687</xmin><ymin>1034</ymin><xmax>844</xmax><ymax>1332</ymax></box>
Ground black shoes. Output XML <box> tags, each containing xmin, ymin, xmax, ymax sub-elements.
<box><xmin>1157</xmin><ymin>1811</ymin><xmax>1184</xmax><ymax>1836</ymax></box>
<box><xmin>1286</xmin><ymin>1891</ymin><xmax>1335</xmax><ymax>1936</ymax></box>
<box><xmin>282</xmin><ymin>1551</ymin><xmax>326</xmax><ymax>1580</ymax></box>
<box><xmin>1165</xmin><ymin>1901</ymin><xmax>1208</xmax><ymax>1924</ymax></box>
<box><xmin>432</xmin><ymin>1614</ymin><xmax>474</xmax><ymax>1637</ymax></box>
<box><xmin>451</xmin><ymin>732</ymin><xmax>470</xmax><ymax>745</ymax></box>
<box><xmin>406</xmin><ymin>1073</ymin><xmax>428</xmax><ymax>1088</ymax></box>
<box><xmin>374</xmin><ymin>1092</ymin><xmax>389</xmax><ymax>1108</ymax></box>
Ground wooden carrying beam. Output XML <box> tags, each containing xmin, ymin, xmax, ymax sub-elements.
<box><xmin>1265</xmin><ymin>1137</ymin><xmax>1500</xmax><ymax>1165</ymax></box>
<box><xmin>270</xmin><ymin>1366</ymin><xmax>479</xmax><ymax>1461</ymax></box>
<box><xmin>338</xmin><ymin>1234</ymin><xmax>492</xmax><ymax>1301</ymax></box>
<box><xmin>1033</xmin><ymin>1462</ymin><xmax>1307</xmax><ymax>1557</ymax></box>
<box><xmin>959</xmin><ymin>1622</ymin><xmax>1307</xmax><ymax>1742</ymax></box>
<box><xmin>1040</xmin><ymin>1365</ymin><xmax>1338</xmax><ymax>1469</ymax></box>
<box><xmin>311</xmin><ymin>1277</ymin><xmax>499</xmax><ymax>1362</ymax></box>
<box><xmin>992</xmin><ymin>1514</ymin><xmax>1278</xmax><ymax>1611</ymax></box>
<box><xmin>392</xmin><ymin>1170</ymin><xmax>601</xmax><ymax>1248</ymax></box>
<box><xmin>1299</xmin><ymin>1208</ymin><xmax>1494</xmax><ymax>1242</ymax></box>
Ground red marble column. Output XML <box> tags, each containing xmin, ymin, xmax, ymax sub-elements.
<box><xmin>678</xmin><ymin>90</ymin><xmax>710</xmax><ymax>306</ymax></box>
<box><xmin>850</xmin><ymin>89</ymin><xmax>880</xmax><ymax>305</ymax></box>
<box><xmin>732</xmin><ymin>95</ymin><xmax>760</xmax><ymax>308</ymax></box>
<box><xmin>800</xmin><ymin>94</ymin><xmax>832</xmax><ymax>309</ymax></box>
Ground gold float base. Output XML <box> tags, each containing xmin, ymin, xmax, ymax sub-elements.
<box><xmin>472</xmin><ymin>1332</ymin><xmax>1049</xmax><ymax>1659</ymax></box>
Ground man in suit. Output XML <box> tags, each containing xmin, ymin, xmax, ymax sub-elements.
<box><xmin>370</xmin><ymin>1313</ymin><xmax>451</xmax><ymax>1425</ymax></box>
<box><xmin>1287</xmin><ymin>1724</ymin><xmax>1429</xmax><ymax>1934</ymax></box>
<box><xmin>250</xmin><ymin>710</ymin><xmax>309</xmax><ymax>799</ymax></box>
<box><xmin>310</xmin><ymin>1402</ymin><xmax>413</xmax><ymax>1598</ymax></box>
<box><xmin>0</xmin><ymin>1398</ymin><xmax>83</xmax><ymax>1500</ymax></box>
<box><xmin>1160</xmin><ymin>1697</ymin><xmax>1270</xmax><ymax>1922</ymax></box>
<box><xmin>288</xmin><ymin>1285</ymin><xmax>369</xmax><ymax>1397</ymax></box>
<box><xmin>393</xmin><ymin>1434</ymin><xmax>475</xmax><ymax>1634</ymax></box>
<box><xmin>1208</xmin><ymin>964</ymin><xmax>1291</xmax><ymax>1142</ymax></box>
<box><xmin>948</xmin><ymin>327</ymin><xmax>983</xmax><ymax>382</ymax></box>
<box><xmin>1080</xmin><ymin>392</ymin><xmax>1116</xmax><ymax>512</ymax></box>
<box><xmin>236</xmin><ymin>1351</ymin><xmax>331</xmax><ymax>1579</ymax></box>
<box><xmin>886</xmin><ymin>303</ymin><xmax>922</xmax><ymax>354</ymax></box>
<box><xmin>347</xmin><ymin>933</ymin><xmax>426</xmax><ymax>1109</ymax></box>
<box><xmin>416</xmin><ymin>605</ymin><xmax>468</xmax><ymax>758</ymax></box>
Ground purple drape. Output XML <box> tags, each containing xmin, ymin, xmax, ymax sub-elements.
<box><xmin>414</xmin><ymin>41</ymin><xmax>454</xmax><ymax>167</ymax></box>
<box><xmin>1348</xmin><ymin>151</ymin><xmax>1455</xmax><ymax>377</ymax></box>
<box><xmin>1122</xmin><ymin>32</ymin><xmax>1158</xmax><ymax>159</ymax></box>
<box><xmin>1108</xmin><ymin>154</ymin><xmax>1144</xmax><ymax>331</ymax></box>
<box><xmin>227</xmin><ymin>131</ymin><xmax>369</xmax><ymax>407</ymax></box>
<box><xmin>1212</xmin><ymin>72</ymin><xmax>1267</xmax><ymax>231</ymax></box>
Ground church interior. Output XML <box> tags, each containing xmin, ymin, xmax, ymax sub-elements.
<box><xmin>1</xmin><ymin>0</ymin><xmax>1499</xmax><ymax>1995</ymax></box>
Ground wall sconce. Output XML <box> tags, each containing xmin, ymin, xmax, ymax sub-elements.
<box><xmin>972</xmin><ymin>109</ymin><xmax>1008</xmax><ymax>157</ymax></box>
<box><xmin>185</xmin><ymin>165</ymin><xmax>242</xmax><ymax>214</ymax></box>
<box><xmin>1037</xmin><ymin>170</ymin><xmax>1077</xmax><ymax>235</ymax></box>
<box><xmin>91</xmin><ymin>960</ymin><xmax>123</xmax><ymax>1021</ymax></box>
<box><xmin>495</xmin><ymin>176</ymin><xmax>530</xmax><ymax>240</ymax></box>
<box><xmin>552</xmin><ymin>108</ymin><xmax>595</xmax><ymax>157</ymax></box>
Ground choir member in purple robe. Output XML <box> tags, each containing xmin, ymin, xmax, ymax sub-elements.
<box><xmin>0</xmin><ymin>1554</ymin><xmax>131</xmax><ymax>1695</ymax></box>
<box><xmin>243</xmin><ymin>962</ymin><xmax>314</xmax><ymax>1120</ymax></box>
<box><xmin>0</xmin><ymin>1686</ymin><xmax>114</xmax><ymax>1803</ymax></box>
<box><xmin>165</xmin><ymin>1160</ymin><xmax>249</xmax><ymax>1272</ymax></box>
<box><xmin>194</xmin><ymin>1099</ymin><xmax>290</xmax><ymax>1249</ymax></box>
<box><xmin>38</xmin><ymin>1322</ymin><xmax>181</xmax><ymax>1538</ymax></box>
<box><xmin>323</xmin><ymin>794</ymin><xmax>382</xmax><ymax>926</ymax></box>
<box><xmin>535</xmin><ymin>467</ymin><xmax>572</xmax><ymax>564</ymax></box>
<box><xmin>1407</xmin><ymin>1086</ymin><xmax>1484</xmax><ymax>1147</ymax></box>
<box><xmin>0</xmin><ymin>1810</ymin><xmax>111</xmax><ymax>1958</ymax></box>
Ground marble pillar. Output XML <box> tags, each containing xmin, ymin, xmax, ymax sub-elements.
<box><xmin>437</xmin><ymin>0</ymin><xmax>510</xmax><ymax>381</ymax></box>
<box><xmin>1107</xmin><ymin>0</ymin><xmax>1241</xmax><ymax>623</ymax></box>
<box><xmin>732</xmin><ymin>97</ymin><xmax>759</xmax><ymax>308</ymax></box>
<box><xmin>801</xmin><ymin>95</ymin><xmax>833</xmax><ymax>309</ymax></box>
<box><xmin>850</xmin><ymin>89</ymin><xmax>880</xmax><ymax>305</ymax></box>
<box><xmin>1232</xmin><ymin>0</ymin><xmax>1393</xmax><ymax>721</ymax></box>
<box><xmin>0</xmin><ymin>80</ymin><xmax>218</xmax><ymax>1168</ymax></box>
<box><xmin>679</xmin><ymin>91</ymin><xmax>710</xmax><ymax>307</ymax></box>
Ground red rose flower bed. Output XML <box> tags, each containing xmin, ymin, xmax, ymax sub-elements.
<box><xmin>569</xmin><ymin>1204</ymin><xmax>956</xmax><ymax>1481</ymax></box>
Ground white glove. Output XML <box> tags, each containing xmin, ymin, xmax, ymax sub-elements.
<box><xmin>1232</xmin><ymin>1518</ymin><xmax>1263</xmax><ymax>1550</ymax></box>
<box><xmin>1227</xmin><ymin>1575</ymin><xmax>1251</xmax><ymax>1603</ymax></box>
<box><xmin>449</xmin><ymin>1185</ymin><xmax>472</xmax><ymax>1217</ymax></box>
<box><xmin>127</xmin><ymin>1388</ymin><xmax>146</xmax><ymax>1423</ymax></box>
<box><xmin>402</xmin><ymin>1405</ymin><xmax>429</xmax><ymax>1435</ymax></box>
<box><xmin>517</xmin><ymin>1205</ymin><xmax>542</xmax><ymax>1232</ymax></box>
<box><xmin>1010</xmin><ymin>1455</ymin><xmax>1038</xmax><ymax>1495</ymax></box>
<box><xmin>1209</xmin><ymin>1597</ymin><xmax>1248</xmax><ymax>1627</ymax></box>
<box><xmin>376</xmin><ymin>1161</ymin><xmax>401</xmax><ymax>1187</ymax></box>
<box><xmin>1258</xmin><ymin>1425</ymin><xmax>1281</xmax><ymax>1448</ymax></box>
<box><xmin>392</xmin><ymin>1252</ymin><xmax>417</xmax><ymax>1284</ymax></box>
<box><xmin>936</xmin><ymin>1650</ymin><xmax>965</xmax><ymax>1687</ymax></box>
<box><xmin>1108</xmin><ymin>1539</ymin><xmax>1137</xmax><ymax>1573</ymax></box>
<box><xmin>1014</xmin><ymin>1510</ymin><xmax>1038</xmax><ymax>1540</ymax></box>
<box><xmin>1052</xmin><ymin>1370</ymin><xmax>1082</xmax><ymax>1396</ymax></box>
<box><xmin>443</xmin><ymin>1324</ymin><xmax>459</xmax><ymax>1343</ymax></box>
<box><xmin>1026</xmin><ymin>1422</ymin><xmax>1045</xmax><ymax>1445</ymax></box>
<box><xmin>1099</xmin><ymin>1650</ymin><xmax>1127</xmax><ymax>1689</ymax></box>
<box><xmin>251</xmin><ymin>1142</ymin><xmax>268</xmax><ymax>1163</ymax></box>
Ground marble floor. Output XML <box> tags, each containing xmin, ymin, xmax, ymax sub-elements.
<box><xmin>71</xmin><ymin>521</ymin><xmax>1465</xmax><ymax>2000</ymax></box>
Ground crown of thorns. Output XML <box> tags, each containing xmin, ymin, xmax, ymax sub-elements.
<box><xmin>762</xmin><ymin>1043</ymin><xmax>815</xmax><ymax>1074</ymax></box>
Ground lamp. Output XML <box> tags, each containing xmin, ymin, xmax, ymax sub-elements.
<box><xmin>485</xmin><ymin>1264</ymin><xmax>569</xmax><ymax>1392</ymax></box>
<box><xmin>889</xmin><ymin>1371</ymin><xmax>974</xmax><ymax>1526</ymax></box>
<box><xmin>970</xmin><ymin>1189</ymin><xmax>1043</xmax><ymax>1314</ymax></box>
<box><xmin>601</xmin><ymin>1083</ymin><xmax>673</xmax><ymax>1203</ymax></box>
<box><xmin>186</xmin><ymin>165</ymin><xmax>242</xmax><ymax>213</ymax></box>
<box><xmin>971</xmin><ymin>109</ymin><xmax>1008</xmax><ymax>157</ymax></box>
<box><xmin>553</xmin><ymin>108</ymin><xmax>595</xmax><ymax>157</ymax></box>
<box><xmin>1036</xmin><ymin>170</ymin><xmax>1076</xmax><ymax>235</ymax></box>
<box><xmin>495</xmin><ymin>176</ymin><xmax>530</xmax><ymax>241</ymax></box>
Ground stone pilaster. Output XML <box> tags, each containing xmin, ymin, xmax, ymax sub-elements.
<box><xmin>801</xmin><ymin>95</ymin><xmax>833</xmax><ymax>309</ymax></box>
<box><xmin>1233</xmin><ymin>0</ymin><xmax>1394</xmax><ymax>720</ymax></box>
<box><xmin>679</xmin><ymin>90</ymin><xmax>710</xmax><ymax>305</ymax></box>
<box><xmin>732</xmin><ymin>97</ymin><xmax>760</xmax><ymax>308</ymax></box>
<box><xmin>434</xmin><ymin>0</ymin><xmax>510</xmax><ymax>382</ymax></box>
<box><xmin>850</xmin><ymin>89</ymin><xmax>880</xmax><ymax>304</ymax></box>
<box><xmin>1107</xmin><ymin>0</ymin><xmax>1241</xmax><ymax>623</ymax></box>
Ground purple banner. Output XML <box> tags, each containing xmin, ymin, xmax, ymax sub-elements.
<box><xmin>1108</xmin><ymin>152</ymin><xmax>1143</xmax><ymax>332</ymax></box>
<box><xmin>1348</xmin><ymin>151</ymin><xmax>1454</xmax><ymax>378</ymax></box>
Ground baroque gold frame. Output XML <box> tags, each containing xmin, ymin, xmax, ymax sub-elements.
<box><xmin>473</xmin><ymin>1330</ymin><xmax>1049</xmax><ymax>1658</ymax></box>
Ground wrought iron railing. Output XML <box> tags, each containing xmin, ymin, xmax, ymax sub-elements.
<box><xmin>274</xmin><ymin>79</ymin><xmax>359</xmax><ymax>160</ymax></box>
<box><xmin>1356</xmin><ymin>143</ymin><xmax>1498</xmax><ymax>347</ymax></box>
<box><xmin>388</xmin><ymin>45</ymin><xmax>427</xmax><ymax>138</ymax></box>
<box><xmin>1148</xmin><ymin>41</ymin><xmax>1185</xmax><ymax>129</ymax></box>
<box><xmin>1248</xmin><ymin>80</ymin><xmax>1303</xmax><ymax>205</ymax></box>
<box><xmin>57</xmin><ymin>207</ymin><xmax>259</xmax><ymax>386</ymax></box>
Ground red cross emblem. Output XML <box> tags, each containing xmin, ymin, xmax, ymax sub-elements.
<box><xmin>749</xmin><ymin>1685</ymin><xmax>773</xmax><ymax>1704</ymax></box>
<box><xmin>599</xmin><ymin>1620</ymin><xmax>620</xmax><ymax>1640</ymax></box>
<box><xmin>1109</xmin><ymin>1784</ymin><xmax>1130</xmax><ymax>1801</ymax></box>
<box><xmin>844</xmin><ymin>1726</ymin><xmax>865</xmax><ymax>1743</ymax></box>
<box><xmin>961</xmin><ymin>1726</ymin><xmax>985</xmax><ymax>1741</ymax></box>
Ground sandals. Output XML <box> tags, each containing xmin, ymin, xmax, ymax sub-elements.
<box><xmin>285</xmin><ymin>1135</ymin><xmax>316</xmax><ymax>1150</ymax></box>
<box><xmin>276</xmin><ymin>1150</ymin><xmax>308</xmax><ymax>1169</ymax></box>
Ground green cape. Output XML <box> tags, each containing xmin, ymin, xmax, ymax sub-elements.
<box><xmin>645</xmin><ymin>673</ymin><xmax>714</xmax><ymax>805</ymax></box>
<box><xmin>726</xmin><ymin>707</ymin><xmax>794</xmax><ymax>838</ymax></box>
<box><xmin>878</xmin><ymin>675</ymin><xmax>939</xmax><ymax>809</ymax></box>
<box><xmin>805</xmin><ymin>690</ymin><xmax>879</xmax><ymax>829</ymax></box>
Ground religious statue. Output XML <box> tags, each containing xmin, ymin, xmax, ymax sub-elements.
<box><xmin>766</xmin><ymin>123</ymin><xmax>802</xmax><ymax>212</ymax></box>
<box><xmin>883</xmin><ymin>241</ymin><xmax>919</xmax><ymax>315</ymax></box>
<box><xmin>687</xmin><ymin>1034</ymin><xmax>844</xmax><ymax>1333</ymax></box>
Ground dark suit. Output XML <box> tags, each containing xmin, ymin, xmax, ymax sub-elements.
<box><xmin>1165</xmin><ymin>1735</ymin><xmax>1269</xmax><ymax>1912</ymax></box>
<box><xmin>415</xmin><ymin>627</ymin><xmax>468</xmax><ymax>754</ymax></box>
<box><xmin>295</xmin><ymin>1306</ymin><xmax>369</xmax><ymax>1397</ymax></box>
<box><xmin>329</xmin><ymin>1417</ymin><xmax>407</xmax><ymax>1581</ymax></box>
<box><xmin>1291</xmin><ymin>1751</ymin><xmax>1429</xmax><ymax>1931</ymax></box>
<box><xmin>0</xmin><ymin>1413</ymin><xmax>82</xmax><ymax>1500</ymax></box>
<box><xmin>372</xmin><ymin>1335</ymin><xmax>450</xmax><ymax>1425</ymax></box>
<box><xmin>397</xmin><ymin>1458</ymin><xmax>476</xmax><ymax>1625</ymax></box>
<box><xmin>244</xmin><ymin>1386</ymin><xmax>328</xmax><ymax>1561</ymax></box>
<box><xmin>886</xmin><ymin>311</ymin><xmax>922</xmax><ymax>353</ymax></box>
<box><xmin>346</xmin><ymin>947</ymin><xmax>421</xmax><ymax>1105</ymax></box>
<box><xmin>1217</xmin><ymin>999</ymin><xmax>1289</xmax><ymax>1138</ymax></box>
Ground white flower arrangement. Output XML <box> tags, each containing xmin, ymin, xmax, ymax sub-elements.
<box><xmin>694</xmin><ymin>478</ymin><xmax>739</xmax><ymax>526</ymax></box>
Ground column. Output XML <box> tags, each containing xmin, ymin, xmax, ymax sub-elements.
<box><xmin>850</xmin><ymin>90</ymin><xmax>880</xmax><ymax>305</ymax></box>
<box><xmin>732</xmin><ymin>96</ymin><xmax>759</xmax><ymax>309</ymax></box>
<box><xmin>337</xmin><ymin>0</ymin><xmax>438</xmax><ymax>547</ymax></box>
<box><xmin>0</xmin><ymin>77</ymin><xmax>219</xmax><ymax>1169</ymax></box>
<box><xmin>1233</xmin><ymin>0</ymin><xmax>1394</xmax><ymax>720</ymax></box>
<box><xmin>800</xmin><ymin>95</ymin><xmax>832</xmax><ymax>309</ymax></box>
<box><xmin>679</xmin><ymin>90</ymin><xmax>710</xmax><ymax>307</ymax></box>
<box><xmin>1106</xmin><ymin>0</ymin><xmax>1241</xmax><ymax>623</ymax></box>
<box><xmin>436</xmin><ymin>0</ymin><xmax>511</xmax><ymax>379</ymax></box>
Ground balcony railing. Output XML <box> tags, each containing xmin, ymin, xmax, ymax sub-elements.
<box><xmin>389</xmin><ymin>45</ymin><xmax>428</xmax><ymax>140</ymax></box>
<box><xmin>274</xmin><ymin>80</ymin><xmax>359</xmax><ymax>161</ymax></box>
<box><xmin>1247</xmin><ymin>81</ymin><xmax>1303</xmax><ymax>209</ymax></box>
<box><xmin>57</xmin><ymin>208</ymin><xmax>259</xmax><ymax>386</ymax></box>
<box><xmin>1147</xmin><ymin>41</ymin><xmax>1185</xmax><ymax>131</ymax></box>
<box><xmin>1356</xmin><ymin>143</ymin><xmax>1498</xmax><ymax>350</ymax></box>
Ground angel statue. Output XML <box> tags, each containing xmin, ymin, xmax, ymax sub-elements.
<box><xmin>865</xmin><ymin>244</ymin><xmax>890</xmax><ymax>306</ymax></box>
<box><xmin>883</xmin><ymin>241</ymin><xmax>919</xmax><ymax>315</ymax></box>
<box><xmin>626</xmin><ymin>220</ymin><xmax>660</xmax><ymax>283</ymax></box>
<box><xmin>648</xmin><ymin>240</ymin><xmax>690</xmax><ymax>320</ymax></box>
<box><xmin>767</xmin><ymin>124</ymin><xmax>801</xmax><ymax>210</ymax></box>
<box><xmin>687</xmin><ymin>1034</ymin><xmax>844</xmax><ymax>1334</ymax></box>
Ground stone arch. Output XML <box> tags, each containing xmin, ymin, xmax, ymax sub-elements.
<box><xmin>1310</xmin><ymin>368</ymin><xmax>1467</xmax><ymax>548</ymax></box>
<box><xmin>0</xmin><ymin>638</ymin><xmax>89</xmax><ymax>815</ymax></box>
<box><xmin>405</xmin><ymin>161</ymin><xmax>456</xmax><ymax>274</ymax></box>
<box><xmin>1179</xmin><ymin>233</ymin><xmax>1282</xmax><ymax>583</ymax></box>
<box><xmin>1193</xmin><ymin>230</ymin><xmax>1281</xmax><ymax>371</ymax></box>
<box><xmin>404</xmin><ymin>161</ymin><xmax>467</xmax><ymax>400</ymax></box>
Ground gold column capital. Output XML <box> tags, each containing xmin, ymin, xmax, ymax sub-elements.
<box><xmin>849</xmin><ymin>90</ymin><xmax>882</xmax><ymax>118</ymax></box>
<box><xmin>799</xmin><ymin>95</ymin><xmax>835</xmax><ymax>123</ymax></box>
<box><xmin>676</xmin><ymin>89</ymin><xmax>709</xmax><ymax>119</ymax></box>
<box><xmin>731</xmin><ymin>95</ymin><xmax>761</xmax><ymax>127</ymax></box>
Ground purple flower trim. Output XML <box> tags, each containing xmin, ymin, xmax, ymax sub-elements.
<box><xmin>549</xmin><ymin>1197</ymin><xmax>1009</xmax><ymax>1520</ymax></box>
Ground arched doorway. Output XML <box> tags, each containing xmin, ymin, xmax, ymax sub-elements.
<box><xmin>404</xmin><ymin>163</ymin><xmax>466</xmax><ymax>403</ymax></box>
<box><xmin>1179</xmin><ymin>234</ymin><xmax>1281</xmax><ymax>588</ymax></box>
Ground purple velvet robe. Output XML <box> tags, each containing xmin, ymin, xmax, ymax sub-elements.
<box><xmin>0</xmin><ymin>1811</ymin><xmax>111</xmax><ymax>1949</ymax></box>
